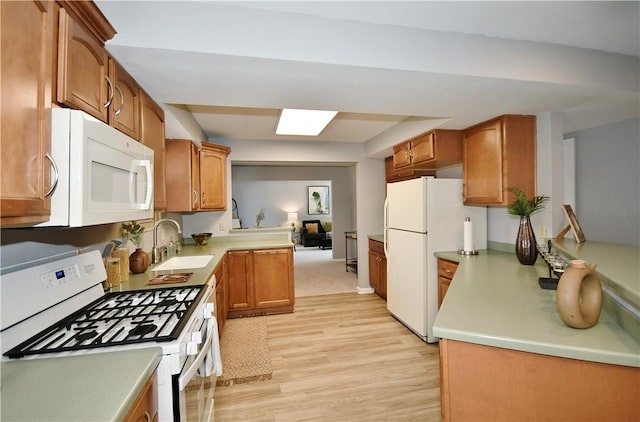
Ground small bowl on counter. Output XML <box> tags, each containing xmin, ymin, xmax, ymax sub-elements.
<box><xmin>191</xmin><ymin>233</ymin><xmax>212</xmax><ymax>246</ymax></box>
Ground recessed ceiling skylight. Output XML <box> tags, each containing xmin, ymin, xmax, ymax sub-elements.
<box><xmin>276</xmin><ymin>109</ymin><xmax>338</xmax><ymax>136</ymax></box>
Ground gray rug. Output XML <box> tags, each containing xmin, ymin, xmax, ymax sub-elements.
<box><xmin>216</xmin><ymin>317</ymin><xmax>273</xmax><ymax>387</ymax></box>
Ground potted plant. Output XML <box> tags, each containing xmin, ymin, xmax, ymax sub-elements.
<box><xmin>507</xmin><ymin>187</ymin><xmax>549</xmax><ymax>265</ymax></box>
<box><xmin>121</xmin><ymin>220</ymin><xmax>149</xmax><ymax>273</ymax></box>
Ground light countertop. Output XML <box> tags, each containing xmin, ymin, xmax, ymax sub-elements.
<box><xmin>368</xmin><ymin>234</ymin><xmax>384</xmax><ymax>243</ymax></box>
<box><xmin>432</xmin><ymin>249</ymin><xmax>640</xmax><ymax>368</ymax></box>
<box><xmin>1</xmin><ymin>348</ymin><xmax>161</xmax><ymax>421</ymax></box>
<box><xmin>118</xmin><ymin>234</ymin><xmax>294</xmax><ymax>292</ymax></box>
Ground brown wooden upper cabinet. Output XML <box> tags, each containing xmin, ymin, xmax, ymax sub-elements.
<box><xmin>385</xmin><ymin>157</ymin><xmax>436</xmax><ymax>184</ymax></box>
<box><xmin>1</xmin><ymin>1</ymin><xmax>55</xmax><ymax>226</ymax></box>
<box><xmin>108</xmin><ymin>59</ymin><xmax>141</xmax><ymax>140</ymax></box>
<box><xmin>393</xmin><ymin>132</ymin><xmax>434</xmax><ymax>169</ymax></box>
<box><xmin>56</xmin><ymin>5</ymin><xmax>114</xmax><ymax>124</ymax></box>
<box><xmin>165</xmin><ymin>140</ymin><xmax>231</xmax><ymax>212</ymax></box>
<box><xmin>392</xmin><ymin>129</ymin><xmax>463</xmax><ymax>171</ymax></box>
<box><xmin>56</xmin><ymin>3</ymin><xmax>142</xmax><ymax>141</ymax></box>
<box><xmin>140</xmin><ymin>91</ymin><xmax>166</xmax><ymax>211</ymax></box>
<box><xmin>462</xmin><ymin>115</ymin><xmax>536</xmax><ymax>206</ymax></box>
<box><xmin>200</xmin><ymin>143</ymin><xmax>231</xmax><ymax>210</ymax></box>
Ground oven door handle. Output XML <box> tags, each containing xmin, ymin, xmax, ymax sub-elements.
<box><xmin>178</xmin><ymin>318</ymin><xmax>215</xmax><ymax>391</ymax></box>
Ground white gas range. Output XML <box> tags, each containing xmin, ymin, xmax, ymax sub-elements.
<box><xmin>1</xmin><ymin>250</ymin><xmax>222</xmax><ymax>421</ymax></box>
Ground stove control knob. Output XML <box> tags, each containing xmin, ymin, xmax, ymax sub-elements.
<box><xmin>186</xmin><ymin>341</ymin><xmax>199</xmax><ymax>356</ymax></box>
<box><xmin>203</xmin><ymin>303</ymin><xmax>214</xmax><ymax>319</ymax></box>
<box><xmin>191</xmin><ymin>332</ymin><xmax>202</xmax><ymax>345</ymax></box>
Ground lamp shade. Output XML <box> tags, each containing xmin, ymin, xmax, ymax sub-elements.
<box><xmin>288</xmin><ymin>212</ymin><xmax>298</xmax><ymax>221</ymax></box>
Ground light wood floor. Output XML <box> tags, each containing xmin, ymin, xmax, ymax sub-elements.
<box><xmin>214</xmin><ymin>293</ymin><xmax>442</xmax><ymax>421</ymax></box>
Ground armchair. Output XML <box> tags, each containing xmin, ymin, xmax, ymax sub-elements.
<box><xmin>300</xmin><ymin>220</ymin><xmax>332</xmax><ymax>249</ymax></box>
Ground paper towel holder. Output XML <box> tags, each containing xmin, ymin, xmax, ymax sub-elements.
<box><xmin>458</xmin><ymin>216</ymin><xmax>479</xmax><ymax>255</ymax></box>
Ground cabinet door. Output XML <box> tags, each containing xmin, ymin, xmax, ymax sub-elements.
<box><xmin>123</xmin><ymin>371</ymin><xmax>158</xmax><ymax>422</ymax></box>
<box><xmin>463</xmin><ymin>119</ymin><xmax>503</xmax><ymax>204</ymax></box>
<box><xmin>227</xmin><ymin>250</ymin><xmax>254</xmax><ymax>310</ymax></box>
<box><xmin>253</xmin><ymin>248</ymin><xmax>294</xmax><ymax>309</ymax></box>
<box><xmin>379</xmin><ymin>254</ymin><xmax>387</xmax><ymax>299</ymax></box>
<box><xmin>463</xmin><ymin>115</ymin><xmax>536</xmax><ymax>206</ymax></box>
<box><xmin>392</xmin><ymin>141</ymin><xmax>412</xmax><ymax>169</ymax></box>
<box><xmin>1</xmin><ymin>1</ymin><xmax>53</xmax><ymax>225</ymax></box>
<box><xmin>368</xmin><ymin>250</ymin><xmax>381</xmax><ymax>293</ymax></box>
<box><xmin>165</xmin><ymin>140</ymin><xmax>200</xmax><ymax>212</ymax></box>
<box><xmin>438</xmin><ymin>276</ymin><xmax>451</xmax><ymax>309</ymax></box>
<box><xmin>57</xmin><ymin>7</ymin><xmax>109</xmax><ymax>122</ymax></box>
<box><xmin>214</xmin><ymin>255</ymin><xmax>228</xmax><ymax>336</ymax></box>
<box><xmin>109</xmin><ymin>59</ymin><xmax>140</xmax><ymax>140</ymax></box>
<box><xmin>140</xmin><ymin>91</ymin><xmax>166</xmax><ymax>211</ymax></box>
<box><xmin>410</xmin><ymin>132</ymin><xmax>435</xmax><ymax>165</ymax></box>
<box><xmin>200</xmin><ymin>144</ymin><xmax>229</xmax><ymax>210</ymax></box>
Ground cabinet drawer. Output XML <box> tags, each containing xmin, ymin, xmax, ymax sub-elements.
<box><xmin>438</xmin><ymin>258</ymin><xmax>458</xmax><ymax>279</ymax></box>
<box><xmin>369</xmin><ymin>239</ymin><xmax>384</xmax><ymax>255</ymax></box>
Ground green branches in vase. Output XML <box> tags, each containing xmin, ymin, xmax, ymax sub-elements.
<box><xmin>121</xmin><ymin>220</ymin><xmax>145</xmax><ymax>248</ymax></box>
<box><xmin>507</xmin><ymin>187</ymin><xmax>549</xmax><ymax>216</ymax></box>
<box><xmin>256</xmin><ymin>207</ymin><xmax>265</xmax><ymax>227</ymax></box>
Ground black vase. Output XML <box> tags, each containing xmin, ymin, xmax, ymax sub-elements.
<box><xmin>515</xmin><ymin>215</ymin><xmax>538</xmax><ymax>265</ymax></box>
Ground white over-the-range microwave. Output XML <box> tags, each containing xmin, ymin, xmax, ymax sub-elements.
<box><xmin>37</xmin><ymin>109</ymin><xmax>154</xmax><ymax>227</ymax></box>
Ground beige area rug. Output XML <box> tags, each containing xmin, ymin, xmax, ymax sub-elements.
<box><xmin>216</xmin><ymin>317</ymin><xmax>273</xmax><ymax>387</ymax></box>
<box><xmin>294</xmin><ymin>247</ymin><xmax>358</xmax><ymax>297</ymax></box>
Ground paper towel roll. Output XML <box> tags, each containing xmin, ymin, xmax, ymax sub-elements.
<box><xmin>464</xmin><ymin>217</ymin><xmax>474</xmax><ymax>252</ymax></box>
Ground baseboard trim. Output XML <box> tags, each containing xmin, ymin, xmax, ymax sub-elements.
<box><xmin>357</xmin><ymin>286</ymin><xmax>375</xmax><ymax>294</ymax></box>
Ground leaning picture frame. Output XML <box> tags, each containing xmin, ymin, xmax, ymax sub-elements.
<box><xmin>308</xmin><ymin>186</ymin><xmax>330</xmax><ymax>215</ymax></box>
<box><xmin>556</xmin><ymin>204</ymin><xmax>586</xmax><ymax>243</ymax></box>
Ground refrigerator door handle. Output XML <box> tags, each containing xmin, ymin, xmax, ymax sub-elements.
<box><xmin>383</xmin><ymin>196</ymin><xmax>390</xmax><ymax>257</ymax></box>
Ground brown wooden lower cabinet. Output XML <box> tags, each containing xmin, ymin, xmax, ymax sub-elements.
<box><xmin>439</xmin><ymin>339</ymin><xmax>640</xmax><ymax>421</ymax></box>
<box><xmin>437</xmin><ymin>258</ymin><xmax>458</xmax><ymax>308</ymax></box>
<box><xmin>211</xmin><ymin>255</ymin><xmax>228</xmax><ymax>337</ymax></box>
<box><xmin>368</xmin><ymin>239</ymin><xmax>387</xmax><ymax>299</ymax></box>
<box><xmin>227</xmin><ymin>248</ymin><xmax>294</xmax><ymax>318</ymax></box>
<box><xmin>124</xmin><ymin>370</ymin><xmax>158</xmax><ymax>422</ymax></box>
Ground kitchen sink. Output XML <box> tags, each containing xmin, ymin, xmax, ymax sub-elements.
<box><xmin>152</xmin><ymin>255</ymin><xmax>214</xmax><ymax>271</ymax></box>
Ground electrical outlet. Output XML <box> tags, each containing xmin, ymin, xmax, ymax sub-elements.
<box><xmin>219</xmin><ymin>222</ymin><xmax>226</xmax><ymax>231</ymax></box>
<box><xmin>538</xmin><ymin>225</ymin><xmax>547</xmax><ymax>239</ymax></box>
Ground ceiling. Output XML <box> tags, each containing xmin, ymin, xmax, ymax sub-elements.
<box><xmin>95</xmin><ymin>1</ymin><xmax>640</xmax><ymax>157</ymax></box>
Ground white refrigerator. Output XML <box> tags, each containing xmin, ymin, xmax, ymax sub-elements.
<box><xmin>384</xmin><ymin>177</ymin><xmax>487</xmax><ymax>343</ymax></box>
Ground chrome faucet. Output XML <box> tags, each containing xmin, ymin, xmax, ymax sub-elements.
<box><xmin>152</xmin><ymin>219</ymin><xmax>182</xmax><ymax>264</ymax></box>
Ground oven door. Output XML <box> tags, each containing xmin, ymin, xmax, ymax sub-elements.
<box><xmin>176</xmin><ymin>310</ymin><xmax>222</xmax><ymax>421</ymax></box>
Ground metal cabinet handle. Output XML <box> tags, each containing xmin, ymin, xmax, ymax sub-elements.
<box><xmin>193</xmin><ymin>190</ymin><xmax>198</xmax><ymax>205</ymax></box>
<box><xmin>114</xmin><ymin>84</ymin><xmax>124</xmax><ymax>116</ymax></box>
<box><xmin>143</xmin><ymin>411</ymin><xmax>152</xmax><ymax>422</ymax></box>
<box><xmin>104</xmin><ymin>75</ymin><xmax>114</xmax><ymax>108</ymax></box>
<box><xmin>201</xmin><ymin>192</ymin><xmax>206</xmax><ymax>205</ymax></box>
<box><xmin>44</xmin><ymin>152</ymin><xmax>59</xmax><ymax>197</ymax></box>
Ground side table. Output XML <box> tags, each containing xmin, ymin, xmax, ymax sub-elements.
<box><xmin>345</xmin><ymin>230</ymin><xmax>357</xmax><ymax>273</ymax></box>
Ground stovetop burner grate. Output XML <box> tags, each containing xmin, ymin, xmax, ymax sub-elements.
<box><xmin>5</xmin><ymin>284</ymin><xmax>207</xmax><ymax>359</ymax></box>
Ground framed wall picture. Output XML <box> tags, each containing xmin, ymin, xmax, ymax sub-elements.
<box><xmin>308</xmin><ymin>186</ymin><xmax>330</xmax><ymax>215</ymax></box>
<box><xmin>557</xmin><ymin>204</ymin><xmax>586</xmax><ymax>243</ymax></box>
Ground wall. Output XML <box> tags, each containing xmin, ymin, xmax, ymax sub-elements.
<box><xmin>0</xmin><ymin>223</ymin><xmax>128</xmax><ymax>272</ymax></box>
<box><xmin>231</xmin><ymin>165</ymin><xmax>353</xmax><ymax>259</ymax></box>
<box><xmin>567</xmin><ymin>117</ymin><xmax>640</xmax><ymax>246</ymax></box>
<box><xmin>232</xmin><ymin>179</ymin><xmax>333</xmax><ymax>228</ymax></box>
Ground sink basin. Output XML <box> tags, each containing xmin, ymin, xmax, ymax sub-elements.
<box><xmin>153</xmin><ymin>255</ymin><xmax>214</xmax><ymax>271</ymax></box>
